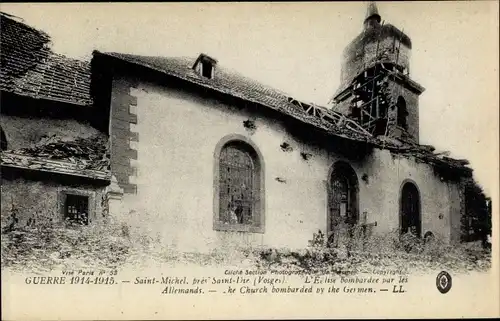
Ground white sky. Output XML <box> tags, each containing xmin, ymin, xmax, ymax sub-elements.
<box><xmin>2</xmin><ymin>2</ymin><xmax>499</xmax><ymax>196</ymax></box>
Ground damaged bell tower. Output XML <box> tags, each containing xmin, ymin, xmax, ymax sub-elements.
<box><xmin>331</xmin><ymin>2</ymin><xmax>425</xmax><ymax>143</ymax></box>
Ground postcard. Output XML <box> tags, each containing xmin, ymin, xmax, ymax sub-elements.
<box><xmin>1</xmin><ymin>1</ymin><xmax>499</xmax><ymax>319</ymax></box>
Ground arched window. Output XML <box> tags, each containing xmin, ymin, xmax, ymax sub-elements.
<box><xmin>0</xmin><ymin>127</ymin><xmax>7</xmax><ymax>151</ymax></box>
<box><xmin>214</xmin><ymin>135</ymin><xmax>264</xmax><ymax>233</ymax></box>
<box><xmin>396</xmin><ymin>96</ymin><xmax>409</xmax><ymax>130</ymax></box>
<box><xmin>400</xmin><ymin>181</ymin><xmax>421</xmax><ymax>237</ymax></box>
<box><xmin>328</xmin><ymin>161</ymin><xmax>359</xmax><ymax>244</ymax></box>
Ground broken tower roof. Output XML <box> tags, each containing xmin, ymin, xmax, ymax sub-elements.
<box><xmin>337</xmin><ymin>2</ymin><xmax>413</xmax><ymax>94</ymax></box>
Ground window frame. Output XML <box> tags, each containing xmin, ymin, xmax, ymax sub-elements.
<box><xmin>213</xmin><ymin>134</ymin><xmax>265</xmax><ymax>233</ymax></box>
<box><xmin>58</xmin><ymin>188</ymin><xmax>96</xmax><ymax>225</ymax></box>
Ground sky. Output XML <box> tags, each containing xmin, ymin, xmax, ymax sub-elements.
<box><xmin>1</xmin><ymin>1</ymin><xmax>499</xmax><ymax>196</ymax></box>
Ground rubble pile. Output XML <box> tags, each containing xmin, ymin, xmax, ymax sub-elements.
<box><xmin>12</xmin><ymin>134</ymin><xmax>110</xmax><ymax>172</ymax></box>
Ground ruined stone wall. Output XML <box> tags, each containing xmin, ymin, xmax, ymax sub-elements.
<box><xmin>110</xmin><ymin>74</ymin><xmax>462</xmax><ymax>252</ymax></box>
<box><xmin>0</xmin><ymin>114</ymin><xmax>109</xmax><ymax>229</ymax></box>
<box><xmin>1</xmin><ymin>177</ymin><xmax>105</xmax><ymax>228</ymax></box>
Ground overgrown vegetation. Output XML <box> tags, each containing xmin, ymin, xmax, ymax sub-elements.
<box><xmin>1</xmin><ymin>210</ymin><xmax>256</xmax><ymax>272</ymax></box>
<box><xmin>256</xmin><ymin>229</ymin><xmax>491</xmax><ymax>275</ymax></box>
<box><xmin>1</xmin><ymin>207</ymin><xmax>491</xmax><ymax>274</ymax></box>
<box><xmin>1</xmin><ymin>220</ymin><xmax>130</xmax><ymax>273</ymax></box>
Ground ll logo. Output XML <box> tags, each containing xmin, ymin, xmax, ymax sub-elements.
<box><xmin>436</xmin><ymin>271</ymin><xmax>452</xmax><ymax>294</ymax></box>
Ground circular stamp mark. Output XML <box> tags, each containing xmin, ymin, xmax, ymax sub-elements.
<box><xmin>436</xmin><ymin>271</ymin><xmax>452</xmax><ymax>294</ymax></box>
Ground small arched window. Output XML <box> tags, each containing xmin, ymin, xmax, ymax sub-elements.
<box><xmin>396</xmin><ymin>96</ymin><xmax>409</xmax><ymax>130</ymax></box>
<box><xmin>214</xmin><ymin>136</ymin><xmax>264</xmax><ymax>233</ymax></box>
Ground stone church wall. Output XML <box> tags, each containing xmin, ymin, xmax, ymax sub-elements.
<box><xmin>109</xmin><ymin>74</ymin><xmax>463</xmax><ymax>252</ymax></box>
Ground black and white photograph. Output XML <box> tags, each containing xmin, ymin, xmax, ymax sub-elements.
<box><xmin>1</xmin><ymin>1</ymin><xmax>498</xmax><ymax>319</ymax></box>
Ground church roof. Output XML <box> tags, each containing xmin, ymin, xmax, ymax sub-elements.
<box><xmin>0</xmin><ymin>13</ymin><xmax>92</xmax><ymax>106</ymax></box>
<box><xmin>92</xmin><ymin>51</ymin><xmax>374</xmax><ymax>142</ymax></box>
<box><xmin>98</xmin><ymin>52</ymin><xmax>293</xmax><ymax>106</ymax></box>
<box><xmin>92</xmin><ymin>51</ymin><xmax>472</xmax><ymax>178</ymax></box>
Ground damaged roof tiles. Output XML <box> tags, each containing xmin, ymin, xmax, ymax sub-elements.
<box><xmin>1</xmin><ymin>134</ymin><xmax>110</xmax><ymax>180</ymax></box>
<box><xmin>1</xmin><ymin>152</ymin><xmax>110</xmax><ymax>181</ymax></box>
<box><xmin>0</xmin><ymin>13</ymin><xmax>92</xmax><ymax>106</ymax></box>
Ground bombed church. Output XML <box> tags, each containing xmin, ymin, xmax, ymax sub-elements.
<box><xmin>0</xmin><ymin>3</ymin><xmax>492</xmax><ymax>252</ymax></box>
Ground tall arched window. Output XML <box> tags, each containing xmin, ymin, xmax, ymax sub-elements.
<box><xmin>214</xmin><ymin>135</ymin><xmax>264</xmax><ymax>233</ymax></box>
<box><xmin>400</xmin><ymin>181</ymin><xmax>421</xmax><ymax>237</ymax></box>
<box><xmin>328</xmin><ymin>161</ymin><xmax>359</xmax><ymax>244</ymax></box>
<box><xmin>396</xmin><ymin>96</ymin><xmax>409</xmax><ymax>130</ymax></box>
